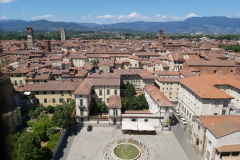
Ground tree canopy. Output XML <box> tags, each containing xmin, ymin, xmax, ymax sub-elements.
<box><xmin>52</xmin><ymin>102</ymin><xmax>72</xmax><ymax>128</ymax></box>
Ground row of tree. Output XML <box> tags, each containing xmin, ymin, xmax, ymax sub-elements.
<box><xmin>121</xmin><ymin>82</ymin><xmax>148</xmax><ymax>110</ymax></box>
<box><xmin>219</xmin><ymin>44</ymin><xmax>240</xmax><ymax>52</ymax></box>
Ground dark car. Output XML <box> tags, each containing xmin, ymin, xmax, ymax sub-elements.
<box><xmin>87</xmin><ymin>125</ymin><xmax>93</xmax><ymax>131</ymax></box>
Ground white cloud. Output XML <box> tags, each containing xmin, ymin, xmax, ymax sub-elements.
<box><xmin>32</xmin><ymin>15</ymin><xmax>55</xmax><ymax>19</ymax></box>
<box><xmin>155</xmin><ymin>15</ymin><xmax>161</xmax><ymax>17</ymax></box>
<box><xmin>82</xmin><ymin>16</ymin><xmax>86</xmax><ymax>19</ymax></box>
<box><xmin>21</xmin><ymin>11</ymin><xmax>25</xmax><ymax>16</ymax></box>
<box><xmin>0</xmin><ymin>0</ymin><xmax>15</xmax><ymax>3</ymax></box>
<box><xmin>0</xmin><ymin>16</ymin><xmax>8</xmax><ymax>19</ymax></box>
<box><xmin>185</xmin><ymin>13</ymin><xmax>198</xmax><ymax>18</ymax></box>
<box><xmin>237</xmin><ymin>13</ymin><xmax>240</xmax><ymax>16</ymax></box>
<box><xmin>87</xmin><ymin>15</ymin><xmax>91</xmax><ymax>17</ymax></box>
<box><xmin>213</xmin><ymin>9</ymin><xmax>217</xmax><ymax>11</ymax></box>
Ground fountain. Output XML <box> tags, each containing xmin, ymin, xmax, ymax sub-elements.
<box><xmin>113</xmin><ymin>143</ymin><xmax>141</xmax><ymax>160</ymax></box>
<box><xmin>104</xmin><ymin>138</ymin><xmax>149</xmax><ymax>160</ymax></box>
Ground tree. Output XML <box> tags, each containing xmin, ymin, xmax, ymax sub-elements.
<box><xmin>35</xmin><ymin>33</ymin><xmax>44</xmax><ymax>40</ymax></box>
<box><xmin>46</xmin><ymin>105</ymin><xmax>53</xmax><ymax>113</ymax></box>
<box><xmin>52</xmin><ymin>104</ymin><xmax>72</xmax><ymax>128</ymax></box>
<box><xmin>16</xmin><ymin>132</ymin><xmax>52</xmax><ymax>160</ymax></box>
<box><xmin>128</xmin><ymin>97</ymin><xmax>140</xmax><ymax>110</ymax></box>
<box><xmin>121</xmin><ymin>97</ymin><xmax>130</xmax><ymax>111</ymax></box>
<box><xmin>51</xmin><ymin>33</ymin><xmax>61</xmax><ymax>40</ymax></box>
<box><xmin>6</xmin><ymin>132</ymin><xmax>21</xmax><ymax>160</ymax></box>
<box><xmin>98</xmin><ymin>101</ymin><xmax>108</xmax><ymax>113</ymax></box>
<box><xmin>137</xmin><ymin>94</ymin><xmax>148</xmax><ymax>109</ymax></box>
<box><xmin>125</xmin><ymin>82</ymin><xmax>136</xmax><ymax>99</ymax></box>
<box><xmin>29</xmin><ymin>106</ymin><xmax>45</xmax><ymax>118</ymax></box>
<box><xmin>32</xmin><ymin>115</ymin><xmax>53</xmax><ymax>141</ymax></box>
<box><xmin>46</xmin><ymin>127</ymin><xmax>58</xmax><ymax>139</ymax></box>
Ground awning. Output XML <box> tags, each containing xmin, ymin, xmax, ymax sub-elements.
<box><xmin>122</xmin><ymin>121</ymin><xmax>155</xmax><ymax>131</ymax></box>
<box><xmin>122</xmin><ymin>121</ymin><xmax>138</xmax><ymax>130</ymax></box>
<box><xmin>138</xmin><ymin>122</ymin><xmax>155</xmax><ymax>131</ymax></box>
<box><xmin>23</xmin><ymin>91</ymin><xmax>31</xmax><ymax>96</ymax></box>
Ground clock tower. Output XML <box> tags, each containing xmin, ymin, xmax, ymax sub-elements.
<box><xmin>26</xmin><ymin>27</ymin><xmax>33</xmax><ymax>48</ymax></box>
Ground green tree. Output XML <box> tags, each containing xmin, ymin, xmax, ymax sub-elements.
<box><xmin>51</xmin><ymin>33</ymin><xmax>61</xmax><ymax>40</ymax></box>
<box><xmin>98</xmin><ymin>101</ymin><xmax>108</xmax><ymax>113</ymax></box>
<box><xmin>137</xmin><ymin>94</ymin><xmax>148</xmax><ymax>109</ymax></box>
<box><xmin>46</xmin><ymin>105</ymin><xmax>53</xmax><ymax>113</ymax></box>
<box><xmin>52</xmin><ymin>103</ymin><xmax>72</xmax><ymax>128</ymax></box>
<box><xmin>16</xmin><ymin>132</ymin><xmax>52</xmax><ymax>160</ymax></box>
<box><xmin>6</xmin><ymin>132</ymin><xmax>21</xmax><ymax>160</ymax></box>
<box><xmin>35</xmin><ymin>33</ymin><xmax>44</xmax><ymax>40</ymax></box>
<box><xmin>128</xmin><ymin>97</ymin><xmax>140</xmax><ymax>110</ymax></box>
<box><xmin>125</xmin><ymin>82</ymin><xmax>136</xmax><ymax>99</ymax></box>
<box><xmin>46</xmin><ymin>127</ymin><xmax>58</xmax><ymax>139</ymax></box>
<box><xmin>32</xmin><ymin>115</ymin><xmax>53</xmax><ymax>141</ymax></box>
<box><xmin>121</xmin><ymin>97</ymin><xmax>130</xmax><ymax>111</ymax></box>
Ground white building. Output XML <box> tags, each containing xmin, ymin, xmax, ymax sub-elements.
<box><xmin>205</xmin><ymin>120</ymin><xmax>240</xmax><ymax>160</ymax></box>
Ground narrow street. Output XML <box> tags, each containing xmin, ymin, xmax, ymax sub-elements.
<box><xmin>172</xmin><ymin>114</ymin><xmax>202</xmax><ymax>160</ymax></box>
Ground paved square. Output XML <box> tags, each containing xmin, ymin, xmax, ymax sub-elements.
<box><xmin>65</xmin><ymin>127</ymin><xmax>189</xmax><ymax>160</ymax></box>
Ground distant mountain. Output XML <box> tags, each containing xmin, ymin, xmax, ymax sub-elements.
<box><xmin>0</xmin><ymin>19</ymin><xmax>91</xmax><ymax>31</ymax></box>
<box><xmin>1</xmin><ymin>17</ymin><xmax>240</xmax><ymax>34</ymax></box>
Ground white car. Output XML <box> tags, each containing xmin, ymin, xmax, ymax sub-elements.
<box><xmin>175</xmin><ymin>111</ymin><xmax>180</xmax><ymax>117</ymax></box>
<box><xmin>181</xmin><ymin>118</ymin><xmax>187</xmax><ymax>125</ymax></box>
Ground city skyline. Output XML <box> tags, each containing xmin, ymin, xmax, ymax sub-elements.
<box><xmin>0</xmin><ymin>0</ymin><xmax>240</xmax><ymax>24</ymax></box>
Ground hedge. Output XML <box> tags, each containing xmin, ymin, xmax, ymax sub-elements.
<box><xmin>46</xmin><ymin>132</ymin><xmax>60</xmax><ymax>150</ymax></box>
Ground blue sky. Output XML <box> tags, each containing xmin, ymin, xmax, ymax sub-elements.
<box><xmin>1</xmin><ymin>0</ymin><xmax>240</xmax><ymax>24</ymax></box>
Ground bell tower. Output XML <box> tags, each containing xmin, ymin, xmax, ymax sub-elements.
<box><xmin>26</xmin><ymin>27</ymin><xmax>33</xmax><ymax>48</ymax></box>
<box><xmin>158</xmin><ymin>30</ymin><xmax>164</xmax><ymax>47</ymax></box>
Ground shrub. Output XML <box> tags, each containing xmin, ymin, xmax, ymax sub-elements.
<box><xmin>46</xmin><ymin>132</ymin><xmax>60</xmax><ymax>150</ymax></box>
<box><xmin>46</xmin><ymin>127</ymin><xmax>58</xmax><ymax>139</ymax></box>
<box><xmin>46</xmin><ymin>105</ymin><xmax>53</xmax><ymax>113</ymax></box>
<box><xmin>27</xmin><ymin>121</ymin><xmax>34</xmax><ymax>127</ymax></box>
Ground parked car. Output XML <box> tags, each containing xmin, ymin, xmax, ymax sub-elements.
<box><xmin>175</xmin><ymin>111</ymin><xmax>180</xmax><ymax>117</ymax></box>
<box><xmin>181</xmin><ymin>118</ymin><xmax>187</xmax><ymax>125</ymax></box>
<box><xmin>87</xmin><ymin>125</ymin><xmax>93</xmax><ymax>131</ymax></box>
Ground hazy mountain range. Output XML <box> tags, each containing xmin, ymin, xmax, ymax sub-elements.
<box><xmin>1</xmin><ymin>16</ymin><xmax>240</xmax><ymax>34</ymax></box>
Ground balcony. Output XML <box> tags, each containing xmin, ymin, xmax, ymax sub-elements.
<box><xmin>78</xmin><ymin>105</ymin><xmax>86</xmax><ymax>108</ymax></box>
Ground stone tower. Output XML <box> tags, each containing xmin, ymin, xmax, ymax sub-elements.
<box><xmin>26</xmin><ymin>27</ymin><xmax>33</xmax><ymax>48</ymax></box>
<box><xmin>60</xmin><ymin>28</ymin><xmax>66</xmax><ymax>40</ymax></box>
<box><xmin>158</xmin><ymin>30</ymin><xmax>164</xmax><ymax>47</ymax></box>
<box><xmin>166</xmin><ymin>35</ymin><xmax>169</xmax><ymax>41</ymax></box>
<box><xmin>44</xmin><ymin>40</ymin><xmax>51</xmax><ymax>52</ymax></box>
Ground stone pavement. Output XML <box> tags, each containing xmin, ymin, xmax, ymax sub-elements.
<box><xmin>64</xmin><ymin>127</ymin><xmax>188</xmax><ymax>160</ymax></box>
<box><xmin>172</xmin><ymin>123</ymin><xmax>202</xmax><ymax>160</ymax></box>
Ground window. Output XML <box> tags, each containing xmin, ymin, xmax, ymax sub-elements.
<box><xmin>43</xmin><ymin>91</ymin><xmax>46</xmax><ymax>94</ymax></box>
<box><xmin>237</xmin><ymin>100</ymin><xmax>239</xmax><ymax>105</ymax></box>
<box><xmin>107</xmin><ymin>98</ymin><xmax>109</xmax><ymax>103</ymax></box>
<box><xmin>113</xmin><ymin>109</ymin><xmax>118</xmax><ymax>116</ymax></box>
<box><xmin>215</xmin><ymin>101</ymin><xmax>219</xmax><ymax>106</ymax></box>
<box><xmin>206</xmin><ymin>151</ymin><xmax>210</xmax><ymax>160</ymax></box>
<box><xmin>224</xmin><ymin>100</ymin><xmax>228</xmax><ymax>106</ymax></box>
<box><xmin>198</xmin><ymin>125</ymin><xmax>201</xmax><ymax>131</ymax></box>
<box><xmin>170</xmin><ymin>88</ymin><xmax>172</xmax><ymax>90</ymax></box>
<box><xmin>44</xmin><ymin>80</ymin><xmax>47</xmax><ymax>83</ymax></box>
<box><xmin>52</xmin><ymin>91</ymin><xmax>55</xmax><ymax>94</ymax></box>
<box><xmin>59</xmin><ymin>98</ymin><xmax>63</xmax><ymax>103</ymax></box>
<box><xmin>238</xmin><ymin>91</ymin><xmax>240</xmax><ymax>97</ymax></box>
<box><xmin>114</xmin><ymin>90</ymin><xmax>117</xmax><ymax>95</ymax></box>
<box><xmin>19</xmin><ymin>80</ymin><xmax>22</xmax><ymax>85</ymax></box>
<box><xmin>68</xmin><ymin>91</ymin><xmax>71</xmax><ymax>94</ymax></box>
<box><xmin>222</xmin><ymin>109</ymin><xmax>226</xmax><ymax>115</ymax></box>
<box><xmin>60</xmin><ymin>91</ymin><xmax>63</xmax><ymax>94</ymax></box>
<box><xmin>92</xmin><ymin>89</ymin><xmax>94</xmax><ymax>94</ymax></box>
<box><xmin>144</xmin><ymin>119</ymin><xmax>148</xmax><ymax>122</ymax></box>
<box><xmin>37</xmin><ymin>80</ymin><xmax>39</xmax><ymax>83</ymax></box>
<box><xmin>166</xmin><ymin>88</ymin><xmax>168</xmax><ymax>90</ymax></box>
<box><xmin>67</xmin><ymin>98</ymin><xmax>71</xmax><ymax>103</ymax></box>
<box><xmin>36</xmin><ymin>99</ymin><xmax>39</xmax><ymax>104</ymax></box>
<box><xmin>214</xmin><ymin>113</ymin><xmax>218</xmax><ymax>115</ymax></box>
<box><xmin>35</xmin><ymin>91</ymin><xmax>38</xmax><ymax>95</ymax></box>
<box><xmin>208</xmin><ymin>140</ymin><xmax>212</xmax><ymax>146</ymax></box>
<box><xmin>80</xmin><ymin>109</ymin><xmax>84</xmax><ymax>116</ymax></box>
<box><xmin>99</xmin><ymin>89</ymin><xmax>102</xmax><ymax>96</ymax></box>
<box><xmin>162</xmin><ymin>88</ymin><xmax>164</xmax><ymax>90</ymax></box>
<box><xmin>107</xmin><ymin>89</ymin><xmax>110</xmax><ymax>95</ymax></box>
<box><xmin>132</xmin><ymin>118</ymin><xmax>136</xmax><ymax>122</ymax></box>
<box><xmin>33</xmin><ymin>80</ymin><xmax>36</xmax><ymax>84</ymax></box>
<box><xmin>52</xmin><ymin>98</ymin><xmax>55</xmax><ymax>103</ymax></box>
<box><xmin>25</xmin><ymin>80</ymin><xmax>28</xmax><ymax>84</ymax></box>
<box><xmin>44</xmin><ymin>98</ymin><xmax>47</xmax><ymax>103</ymax></box>
<box><xmin>80</xmin><ymin>99</ymin><xmax>83</xmax><ymax>106</ymax></box>
<box><xmin>99</xmin><ymin>98</ymin><xmax>103</xmax><ymax>102</ymax></box>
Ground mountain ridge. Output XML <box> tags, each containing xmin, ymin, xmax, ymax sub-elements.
<box><xmin>1</xmin><ymin>16</ymin><xmax>240</xmax><ymax>34</ymax></box>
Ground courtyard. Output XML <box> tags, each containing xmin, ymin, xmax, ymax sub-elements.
<box><xmin>55</xmin><ymin>126</ymin><xmax>189</xmax><ymax>160</ymax></box>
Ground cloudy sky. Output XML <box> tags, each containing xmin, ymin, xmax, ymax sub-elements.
<box><xmin>0</xmin><ymin>0</ymin><xmax>240</xmax><ymax>24</ymax></box>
